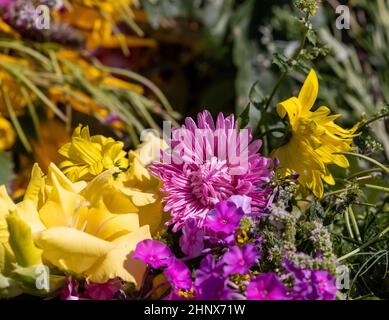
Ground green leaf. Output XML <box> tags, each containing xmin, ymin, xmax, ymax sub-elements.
<box><xmin>6</xmin><ymin>212</ymin><xmax>42</xmax><ymax>268</ymax></box>
<box><xmin>0</xmin><ymin>273</ymin><xmax>22</xmax><ymax>299</ymax></box>
<box><xmin>306</xmin><ymin>29</ymin><xmax>317</xmax><ymax>46</ymax></box>
<box><xmin>0</xmin><ymin>152</ymin><xmax>14</xmax><ymax>191</ymax></box>
<box><xmin>11</xmin><ymin>264</ymin><xmax>50</xmax><ymax>295</ymax></box>
<box><xmin>237</xmin><ymin>104</ymin><xmax>251</xmax><ymax>129</ymax></box>
<box><xmin>272</xmin><ymin>53</ymin><xmax>292</xmax><ymax>73</ymax></box>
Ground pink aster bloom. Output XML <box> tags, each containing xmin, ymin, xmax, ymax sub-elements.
<box><xmin>151</xmin><ymin>111</ymin><xmax>273</xmax><ymax>231</ymax></box>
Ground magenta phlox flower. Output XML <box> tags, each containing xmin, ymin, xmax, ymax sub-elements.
<box><xmin>223</xmin><ymin>244</ymin><xmax>260</xmax><ymax>275</ymax></box>
<box><xmin>133</xmin><ymin>240</ymin><xmax>174</xmax><ymax>269</ymax></box>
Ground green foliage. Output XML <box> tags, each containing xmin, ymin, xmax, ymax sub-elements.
<box><xmin>0</xmin><ymin>152</ymin><xmax>14</xmax><ymax>192</ymax></box>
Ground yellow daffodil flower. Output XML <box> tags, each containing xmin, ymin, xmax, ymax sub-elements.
<box><xmin>59</xmin><ymin>125</ymin><xmax>129</xmax><ymax>182</ymax></box>
<box><xmin>0</xmin><ymin>117</ymin><xmax>15</xmax><ymax>150</ymax></box>
<box><xmin>273</xmin><ymin>69</ymin><xmax>359</xmax><ymax>198</ymax></box>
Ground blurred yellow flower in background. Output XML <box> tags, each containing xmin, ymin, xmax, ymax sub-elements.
<box><xmin>56</xmin><ymin>0</ymin><xmax>156</xmax><ymax>50</ymax></box>
<box><xmin>0</xmin><ymin>54</ymin><xmax>29</xmax><ymax>115</ymax></box>
<box><xmin>0</xmin><ymin>116</ymin><xmax>15</xmax><ymax>150</ymax></box>
<box><xmin>59</xmin><ymin>125</ymin><xmax>129</xmax><ymax>182</ymax></box>
<box><xmin>273</xmin><ymin>69</ymin><xmax>359</xmax><ymax>198</ymax></box>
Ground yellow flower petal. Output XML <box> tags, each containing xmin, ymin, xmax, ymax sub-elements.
<box><xmin>85</xmin><ymin>201</ymin><xmax>140</xmax><ymax>241</ymax></box>
<box><xmin>298</xmin><ymin>69</ymin><xmax>318</xmax><ymax>113</ymax></box>
<box><xmin>276</xmin><ymin>97</ymin><xmax>302</xmax><ymax>126</ymax></box>
<box><xmin>86</xmin><ymin>225</ymin><xmax>151</xmax><ymax>285</ymax></box>
<box><xmin>34</xmin><ymin>226</ymin><xmax>114</xmax><ymax>275</ymax></box>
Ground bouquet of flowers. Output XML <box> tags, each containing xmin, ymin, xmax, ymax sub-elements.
<box><xmin>0</xmin><ymin>0</ymin><xmax>388</xmax><ymax>301</ymax></box>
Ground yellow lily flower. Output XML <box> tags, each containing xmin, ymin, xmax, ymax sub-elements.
<box><xmin>0</xmin><ymin>116</ymin><xmax>15</xmax><ymax>150</ymax></box>
<box><xmin>80</xmin><ymin>132</ymin><xmax>169</xmax><ymax>235</ymax></box>
<box><xmin>1</xmin><ymin>163</ymin><xmax>151</xmax><ymax>286</ymax></box>
<box><xmin>273</xmin><ymin>69</ymin><xmax>359</xmax><ymax>198</ymax></box>
<box><xmin>130</xmin><ymin>132</ymin><xmax>169</xmax><ymax>166</ymax></box>
<box><xmin>59</xmin><ymin>125</ymin><xmax>129</xmax><ymax>182</ymax></box>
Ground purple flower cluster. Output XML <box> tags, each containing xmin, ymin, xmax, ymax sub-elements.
<box><xmin>284</xmin><ymin>261</ymin><xmax>337</xmax><ymax>300</ymax></box>
<box><xmin>132</xmin><ymin>193</ymin><xmax>338</xmax><ymax>300</ymax></box>
<box><xmin>131</xmin><ymin>112</ymin><xmax>338</xmax><ymax>301</ymax></box>
<box><xmin>61</xmin><ymin>277</ymin><xmax>123</xmax><ymax>300</ymax></box>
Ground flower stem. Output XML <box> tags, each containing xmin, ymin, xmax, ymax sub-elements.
<box><xmin>255</xmin><ymin>12</ymin><xmax>310</xmax><ymax>137</ymax></box>
<box><xmin>143</xmin><ymin>281</ymin><xmax>170</xmax><ymax>300</ymax></box>
<box><xmin>337</xmin><ymin>226</ymin><xmax>389</xmax><ymax>262</ymax></box>
<box><xmin>358</xmin><ymin>111</ymin><xmax>389</xmax><ymax>130</ymax></box>
<box><xmin>334</xmin><ymin>152</ymin><xmax>389</xmax><ymax>175</ymax></box>
<box><xmin>349</xmin><ymin>206</ymin><xmax>362</xmax><ymax>243</ymax></box>
<box><xmin>344</xmin><ymin>208</ymin><xmax>354</xmax><ymax>240</ymax></box>
<box><xmin>362</xmin><ymin>184</ymin><xmax>389</xmax><ymax>193</ymax></box>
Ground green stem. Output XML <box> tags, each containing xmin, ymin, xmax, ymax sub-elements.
<box><xmin>22</xmin><ymin>87</ymin><xmax>41</xmax><ymax>141</ymax></box>
<box><xmin>362</xmin><ymin>184</ymin><xmax>389</xmax><ymax>193</ymax></box>
<box><xmin>344</xmin><ymin>208</ymin><xmax>354</xmax><ymax>240</ymax></box>
<box><xmin>349</xmin><ymin>206</ymin><xmax>362</xmax><ymax>243</ymax></box>
<box><xmin>255</xmin><ymin>13</ymin><xmax>310</xmax><ymax>137</ymax></box>
<box><xmin>334</xmin><ymin>152</ymin><xmax>389</xmax><ymax>175</ymax></box>
<box><xmin>358</xmin><ymin>111</ymin><xmax>389</xmax><ymax>130</ymax></box>
<box><xmin>349</xmin><ymin>167</ymin><xmax>388</xmax><ymax>179</ymax></box>
<box><xmin>337</xmin><ymin>226</ymin><xmax>389</xmax><ymax>262</ymax></box>
<box><xmin>264</xmin><ymin>72</ymin><xmax>288</xmax><ymax>112</ymax></box>
<box><xmin>324</xmin><ymin>187</ymin><xmax>357</xmax><ymax>198</ymax></box>
<box><xmin>1</xmin><ymin>86</ymin><xmax>32</xmax><ymax>153</ymax></box>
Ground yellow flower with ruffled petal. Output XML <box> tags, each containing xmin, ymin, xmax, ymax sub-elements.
<box><xmin>273</xmin><ymin>69</ymin><xmax>359</xmax><ymax>198</ymax></box>
<box><xmin>0</xmin><ymin>116</ymin><xmax>15</xmax><ymax>150</ymax></box>
<box><xmin>80</xmin><ymin>132</ymin><xmax>169</xmax><ymax>235</ymax></box>
<box><xmin>1</xmin><ymin>163</ymin><xmax>151</xmax><ymax>286</ymax></box>
<box><xmin>1</xmin><ymin>127</ymin><xmax>167</xmax><ymax>287</ymax></box>
<box><xmin>59</xmin><ymin>125</ymin><xmax>129</xmax><ymax>182</ymax></box>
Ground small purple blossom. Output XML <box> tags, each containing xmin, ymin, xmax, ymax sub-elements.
<box><xmin>293</xmin><ymin>270</ymin><xmax>337</xmax><ymax>300</ymax></box>
<box><xmin>195</xmin><ymin>275</ymin><xmax>231</xmax><ymax>300</ymax></box>
<box><xmin>195</xmin><ymin>255</ymin><xmax>224</xmax><ymax>286</ymax></box>
<box><xmin>289</xmin><ymin>173</ymin><xmax>300</xmax><ymax>180</ymax></box>
<box><xmin>164</xmin><ymin>258</ymin><xmax>193</xmax><ymax>292</ymax></box>
<box><xmin>0</xmin><ymin>0</ymin><xmax>12</xmax><ymax>9</ymax></box>
<box><xmin>223</xmin><ymin>244</ymin><xmax>260</xmax><ymax>275</ymax></box>
<box><xmin>133</xmin><ymin>240</ymin><xmax>174</xmax><ymax>269</ymax></box>
<box><xmin>205</xmin><ymin>200</ymin><xmax>244</xmax><ymax>235</ymax></box>
<box><xmin>228</xmin><ymin>195</ymin><xmax>252</xmax><ymax>214</ymax></box>
<box><xmin>82</xmin><ymin>279</ymin><xmax>122</xmax><ymax>300</ymax></box>
<box><xmin>60</xmin><ymin>276</ymin><xmax>79</xmax><ymax>300</ymax></box>
<box><xmin>179</xmin><ymin>218</ymin><xmax>204</xmax><ymax>257</ymax></box>
<box><xmin>247</xmin><ymin>273</ymin><xmax>289</xmax><ymax>300</ymax></box>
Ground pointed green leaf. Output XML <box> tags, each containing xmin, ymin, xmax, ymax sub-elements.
<box><xmin>6</xmin><ymin>212</ymin><xmax>42</xmax><ymax>267</ymax></box>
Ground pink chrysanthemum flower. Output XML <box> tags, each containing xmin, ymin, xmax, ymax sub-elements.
<box><xmin>151</xmin><ymin>111</ymin><xmax>273</xmax><ymax>231</ymax></box>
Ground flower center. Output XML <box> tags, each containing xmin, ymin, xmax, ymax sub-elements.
<box><xmin>190</xmin><ymin>157</ymin><xmax>234</xmax><ymax>206</ymax></box>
